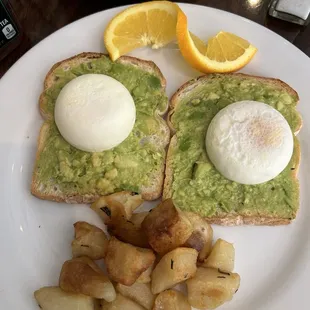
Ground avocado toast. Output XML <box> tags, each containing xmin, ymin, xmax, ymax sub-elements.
<box><xmin>164</xmin><ymin>73</ymin><xmax>301</xmax><ymax>225</ymax></box>
<box><xmin>31</xmin><ymin>53</ymin><xmax>170</xmax><ymax>203</ymax></box>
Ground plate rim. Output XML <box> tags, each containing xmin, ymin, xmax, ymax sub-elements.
<box><xmin>0</xmin><ymin>3</ymin><xmax>309</xmax><ymax>310</ymax></box>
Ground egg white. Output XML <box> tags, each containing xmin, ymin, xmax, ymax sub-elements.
<box><xmin>55</xmin><ymin>74</ymin><xmax>136</xmax><ymax>152</ymax></box>
<box><xmin>206</xmin><ymin>100</ymin><xmax>294</xmax><ymax>184</ymax></box>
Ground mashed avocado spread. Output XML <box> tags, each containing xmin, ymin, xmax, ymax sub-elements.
<box><xmin>36</xmin><ymin>56</ymin><xmax>168</xmax><ymax>195</ymax></box>
<box><xmin>171</xmin><ymin>76</ymin><xmax>300</xmax><ymax>218</ymax></box>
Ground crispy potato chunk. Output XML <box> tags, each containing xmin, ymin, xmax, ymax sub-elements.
<box><xmin>94</xmin><ymin>299</ymin><xmax>102</xmax><ymax>310</ymax></box>
<box><xmin>105</xmin><ymin>237</ymin><xmax>156</xmax><ymax>286</ymax></box>
<box><xmin>136</xmin><ymin>263</ymin><xmax>154</xmax><ymax>283</ymax></box>
<box><xmin>116</xmin><ymin>282</ymin><xmax>156</xmax><ymax>310</ymax></box>
<box><xmin>151</xmin><ymin>247</ymin><xmax>198</xmax><ymax>294</ymax></box>
<box><xmin>91</xmin><ymin>191</ymin><xmax>143</xmax><ymax>224</ymax></box>
<box><xmin>153</xmin><ymin>290</ymin><xmax>191</xmax><ymax>310</ymax></box>
<box><xmin>142</xmin><ymin>199</ymin><xmax>193</xmax><ymax>254</ymax></box>
<box><xmin>187</xmin><ymin>267</ymin><xmax>240</xmax><ymax>309</ymax></box>
<box><xmin>130</xmin><ymin>212</ymin><xmax>149</xmax><ymax>226</ymax></box>
<box><xmin>107</xmin><ymin>212</ymin><xmax>149</xmax><ymax>248</ymax></box>
<box><xmin>34</xmin><ymin>286</ymin><xmax>95</xmax><ymax>310</ymax></box>
<box><xmin>71</xmin><ymin>221</ymin><xmax>109</xmax><ymax>259</ymax></box>
<box><xmin>183</xmin><ymin>212</ymin><xmax>213</xmax><ymax>262</ymax></box>
<box><xmin>59</xmin><ymin>256</ymin><xmax>116</xmax><ymax>302</ymax></box>
<box><xmin>101</xmin><ymin>293</ymin><xmax>145</xmax><ymax>310</ymax></box>
<box><xmin>202</xmin><ymin>239</ymin><xmax>235</xmax><ymax>272</ymax></box>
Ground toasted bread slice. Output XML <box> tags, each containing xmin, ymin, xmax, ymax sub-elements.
<box><xmin>164</xmin><ymin>73</ymin><xmax>301</xmax><ymax>225</ymax></box>
<box><xmin>32</xmin><ymin>53</ymin><xmax>170</xmax><ymax>203</ymax></box>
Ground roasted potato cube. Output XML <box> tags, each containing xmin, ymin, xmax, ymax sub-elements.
<box><xmin>136</xmin><ymin>263</ymin><xmax>154</xmax><ymax>283</ymax></box>
<box><xmin>94</xmin><ymin>299</ymin><xmax>102</xmax><ymax>310</ymax></box>
<box><xmin>153</xmin><ymin>290</ymin><xmax>191</xmax><ymax>310</ymax></box>
<box><xmin>91</xmin><ymin>197</ymin><xmax>124</xmax><ymax>224</ymax></box>
<box><xmin>107</xmin><ymin>212</ymin><xmax>149</xmax><ymax>248</ymax></box>
<box><xmin>187</xmin><ymin>267</ymin><xmax>240</xmax><ymax>309</ymax></box>
<box><xmin>142</xmin><ymin>199</ymin><xmax>193</xmax><ymax>254</ymax></box>
<box><xmin>151</xmin><ymin>247</ymin><xmax>198</xmax><ymax>294</ymax></box>
<box><xmin>59</xmin><ymin>256</ymin><xmax>116</xmax><ymax>302</ymax></box>
<box><xmin>34</xmin><ymin>286</ymin><xmax>95</xmax><ymax>310</ymax></box>
<box><xmin>116</xmin><ymin>282</ymin><xmax>156</xmax><ymax>310</ymax></box>
<box><xmin>203</xmin><ymin>239</ymin><xmax>235</xmax><ymax>272</ymax></box>
<box><xmin>108</xmin><ymin>191</ymin><xmax>144</xmax><ymax>214</ymax></box>
<box><xmin>101</xmin><ymin>293</ymin><xmax>145</xmax><ymax>310</ymax></box>
<box><xmin>130</xmin><ymin>212</ymin><xmax>149</xmax><ymax>226</ymax></box>
<box><xmin>105</xmin><ymin>237</ymin><xmax>155</xmax><ymax>286</ymax></box>
<box><xmin>91</xmin><ymin>191</ymin><xmax>143</xmax><ymax>224</ymax></box>
<box><xmin>71</xmin><ymin>221</ymin><xmax>109</xmax><ymax>259</ymax></box>
<box><xmin>183</xmin><ymin>212</ymin><xmax>213</xmax><ymax>262</ymax></box>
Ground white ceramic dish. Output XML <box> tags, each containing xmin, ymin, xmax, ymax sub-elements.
<box><xmin>0</xmin><ymin>3</ymin><xmax>309</xmax><ymax>310</ymax></box>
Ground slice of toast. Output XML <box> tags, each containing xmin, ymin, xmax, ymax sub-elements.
<box><xmin>31</xmin><ymin>53</ymin><xmax>170</xmax><ymax>203</ymax></box>
<box><xmin>163</xmin><ymin>73</ymin><xmax>302</xmax><ymax>225</ymax></box>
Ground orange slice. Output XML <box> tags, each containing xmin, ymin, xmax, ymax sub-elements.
<box><xmin>176</xmin><ymin>7</ymin><xmax>257</xmax><ymax>73</ymax></box>
<box><xmin>104</xmin><ymin>1</ymin><xmax>178</xmax><ymax>61</ymax></box>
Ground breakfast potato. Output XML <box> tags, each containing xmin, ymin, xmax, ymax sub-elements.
<box><xmin>90</xmin><ymin>191</ymin><xmax>143</xmax><ymax>224</ymax></box>
<box><xmin>136</xmin><ymin>263</ymin><xmax>154</xmax><ymax>283</ymax></box>
<box><xmin>187</xmin><ymin>267</ymin><xmax>240</xmax><ymax>309</ymax></box>
<box><xmin>153</xmin><ymin>290</ymin><xmax>191</xmax><ymax>310</ymax></box>
<box><xmin>94</xmin><ymin>299</ymin><xmax>102</xmax><ymax>310</ymax></box>
<box><xmin>151</xmin><ymin>247</ymin><xmax>198</xmax><ymax>294</ymax></box>
<box><xmin>34</xmin><ymin>286</ymin><xmax>96</xmax><ymax>310</ymax></box>
<box><xmin>71</xmin><ymin>221</ymin><xmax>109</xmax><ymax>259</ymax></box>
<box><xmin>105</xmin><ymin>237</ymin><xmax>156</xmax><ymax>286</ymax></box>
<box><xmin>107</xmin><ymin>212</ymin><xmax>149</xmax><ymax>248</ymax></box>
<box><xmin>142</xmin><ymin>199</ymin><xmax>193</xmax><ymax>254</ymax></box>
<box><xmin>130</xmin><ymin>211</ymin><xmax>149</xmax><ymax>226</ymax></box>
<box><xmin>116</xmin><ymin>282</ymin><xmax>156</xmax><ymax>310</ymax></box>
<box><xmin>183</xmin><ymin>212</ymin><xmax>213</xmax><ymax>262</ymax></box>
<box><xmin>59</xmin><ymin>256</ymin><xmax>116</xmax><ymax>302</ymax></box>
<box><xmin>202</xmin><ymin>238</ymin><xmax>235</xmax><ymax>272</ymax></box>
<box><xmin>101</xmin><ymin>293</ymin><xmax>145</xmax><ymax>310</ymax></box>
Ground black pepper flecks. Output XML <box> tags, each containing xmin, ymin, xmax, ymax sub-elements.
<box><xmin>171</xmin><ymin>259</ymin><xmax>174</xmax><ymax>270</ymax></box>
<box><xmin>218</xmin><ymin>268</ymin><xmax>231</xmax><ymax>276</ymax></box>
<box><xmin>100</xmin><ymin>206</ymin><xmax>111</xmax><ymax>218</ymax></box>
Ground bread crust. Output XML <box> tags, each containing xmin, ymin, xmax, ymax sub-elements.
<box><xmin>205</xmin><ymin>215</ymin><xmax>291</xmax><ymax>226</ymax></box>
<box><xmin>32</xmin><ymin>53</ymin><xmax>169</xmax><ymax>203</ymax></box>
<box><xmin>164</xmin><ymin>73</ymin><xmax>301</xmax><ymax>225</ymax></box>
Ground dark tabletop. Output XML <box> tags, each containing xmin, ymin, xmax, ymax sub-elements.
<box><xmin>1</xmin><ymin>0</ymin><xmax>309</xmax><ymax>77</ymax></box>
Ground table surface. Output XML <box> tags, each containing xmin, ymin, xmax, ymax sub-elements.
<box><xmin>1</xmin><ymin>0</ymin><xmax>309</xmax><ymax>77</ymax></box>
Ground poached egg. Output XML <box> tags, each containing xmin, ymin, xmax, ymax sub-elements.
<box><xmin>206</xmin><ymin>100</ymin><xmax>294</xmax><ymax>185</ymax></box>
<box><xmin>55</xmin><ymin>74</ymin><xmax>136</xmax><ymax>152</ymax></box>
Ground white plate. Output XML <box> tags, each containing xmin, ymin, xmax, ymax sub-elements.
<box><xmin>0</xmin><ymin>3</ymin><xmax>309</xmax><ymax>310</ymax></box>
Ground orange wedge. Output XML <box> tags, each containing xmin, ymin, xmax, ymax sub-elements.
<box><xmin>176</xmin><ymin>7</ymin><xmax>257</xmax><ymax>73</ymax></box>
<box><xmin>104</xmin><ymin>1</ymin><xmax>178</xmax><ymax>61</ymax></box>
